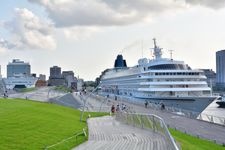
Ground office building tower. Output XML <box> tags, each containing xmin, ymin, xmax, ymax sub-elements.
<box><xmin>50</xmin><ymin>66</ymin><xmax>61</xmax><ymax>78</ymax></box>
<box><xmin>7</xmin><ymin>59</ymin><xmax>30</xmax><ymax>77</ymax></box>
<box><xmin>216</xmin><ymin>50</ymin><xmax>225</xmax><ymax>87</ymax></box>
<box><xmin>48</xmin><ymin>66</ymin><xmax>65</xmax><ymax>86</ymax></box>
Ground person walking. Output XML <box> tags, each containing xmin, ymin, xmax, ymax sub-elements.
<box><xmin>145</xmin><ymin>101</ymin><xmax>148</xmax><ymax>108</ymax></box>
<box><xmin>111</xmin><ymin>105</ymin><xmax>115</xmax><ymax>113</ymax></box>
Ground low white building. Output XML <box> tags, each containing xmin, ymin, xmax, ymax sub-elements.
<box><xmin>3</xmin><ymin>74</ymin><xmax>38</xmax><ymax>89</ymax></box>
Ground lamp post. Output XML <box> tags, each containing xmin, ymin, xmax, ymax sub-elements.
<box><xmin>80</xmin><ymin>84</ymin><xmax>100</xmax><ymax>122</ymax></box>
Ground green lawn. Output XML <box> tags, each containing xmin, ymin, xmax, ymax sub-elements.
<box><xmin>0</xmin><ymin>98</ymin><xmax>106</xmax><ymax>150</ymax></box>
<box><xmin>54</xmin><ymin>86</ymin><xmax>72</xmax><ymax>93</ymax></box>
<box><xmin>17</xmin><ymin>87</ymin><xmax>37</xmax><ymax>93</ymax></box>
<box><xmin>170</xmin><ymin>128</ymin><xmax>225</xmax><ymax>150</ymax></box>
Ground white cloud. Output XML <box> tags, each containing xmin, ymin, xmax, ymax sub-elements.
<box><xmin>29</xmin><ymin>0</ymin><xmax>225</xmax><ymax>28</ymax></box>
<box><xmin>1</xmin><ymin>8</ymin><xmax>56</xmax><ymax>50</ymax></box>
<box><xmin>63</xmin><ymin>26</ymin><xmax>100</xmax><ymax>40</ymax></box>
<box><xmin>185</xmin><ymin>0</ymin><xmax>225</xmax><ymax>9</ymax></box>
<box><xmin>28</xmin><ymin>0</ymin><xmax>225</xmax><ymax>28</ymax></box>
<box><xmin>0</xmin><ymin>38</ymin><xmax>16</xmax><ymax>49</ymax></box>
<box><xmin>28</xmin><ymin>0</ymin><xmax>185</xmax><ymax>27</ymax></box>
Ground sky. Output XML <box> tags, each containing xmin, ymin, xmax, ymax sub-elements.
<box><xmin>1</xmin><ymin>0</ymin><xmax>225</xmax><ymax>80</ymax></box>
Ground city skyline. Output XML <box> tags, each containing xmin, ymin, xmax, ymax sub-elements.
<box><xmin>1</xmin><ymin>1</ymin><xmax>225</xmax><ymax>80</ymax></box>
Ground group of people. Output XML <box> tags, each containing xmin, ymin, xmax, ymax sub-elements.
<box><xmin>111</xmin><ymin>103</ymin><xmax>127</xmax><ymax>113</ymax></box>
<box><xmin>110</xmin><ymin>96</ymin><xmax>166</xmax><ymax>114</ymax></box>
<box><xmin>144</xmin><ymin>100</ymin><xmax>165</xmax><ymax>110</ymax></box>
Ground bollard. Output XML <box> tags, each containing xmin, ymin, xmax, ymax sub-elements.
<box><xmin>210</xmin><ymin>116</ymin><xmax>214</xmax><ymax>123</ymax></box>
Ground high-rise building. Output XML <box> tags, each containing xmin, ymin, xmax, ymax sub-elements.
<box><xmin>201</xmin><ymin>69</ymin><xmax>216</xmax><ymax>87</ymax></box>
<box><xmin>39</xmin><ymin>74</ymin><xmax>46</xmax><ymax>81</ymax></box>
<box><xmin>7</xmin><ymin>59</ymin><xmax>31</xmax><ymax>77</ymax></box>
<box><xmin>4</xmin><ymin>59</ymin><xmax>37</xmax><ymax>89</ymax></box>
<box><xmin>48</xmin><ymin>66</ymin><xmax>65</xmax><ymax>86</ymax></box>
<box><xmin>216</xmin><ymin>50</ymin><xmax>225</xmax><ymax>87</ymax></box>
<box><xmin>0</xmin><ymin>65</ymin><xmax>2</xmax><ymax>78</ymax></box>
<box><xmin>50</xmin><ymin>66</ymin><xmax>61</xmax><ymax>78</ymax></box>
<box><xmin>62</xmin><ymin>71</ymin><xmax>77</xmax><ymax>88</ymax></box>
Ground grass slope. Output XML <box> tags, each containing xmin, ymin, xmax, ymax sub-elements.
<box><xmin>170</xmin><ymin>128</ymin><xmax>225</xmax><ymax>150</ymax></box>
<box><xmin>17</xmin><ymin>87</ymin><xmax>37</xmax><ymax>93</ymax></box>
<box><xmin>0</xmin><ymin>98</ymin><xmax>105</xmax><ymax>150</ymax></box>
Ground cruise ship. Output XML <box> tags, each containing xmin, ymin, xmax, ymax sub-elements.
<box><xmin>99</xmin><ymin>39</ymin><xmax>218</xmax><ymax>114</ymax></box>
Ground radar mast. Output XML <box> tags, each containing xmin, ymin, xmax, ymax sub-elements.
<box><xmin>152</xmin><ymin>38</ymin><xmax>162</xmax><ymax>59</ymax></box>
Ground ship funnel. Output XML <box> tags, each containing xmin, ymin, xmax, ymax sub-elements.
<box><xmin>114</xmin><ymin>55</ymin><xmax>127</xmax><ymax>68</ymax></box>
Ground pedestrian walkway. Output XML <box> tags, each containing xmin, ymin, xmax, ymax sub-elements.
<box><xmin>73</xmin><ymin>93</ymin><xmax>111</xmax><ymax>112</ymax></box>
<box><xmin>74</xmin><ymin>116</ymin><xmax>169</xmax><ymax>150</ymax></box>
<box><xmin>73</xmin><ymin>93</ymin><xmax>225</xmax><ymax>145</ymax></box>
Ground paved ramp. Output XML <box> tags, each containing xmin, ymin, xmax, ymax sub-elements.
<box><xmin>74</xmin><ymin>116</ymin><xmax>168</xmax><ymax>150</ymax></box>
<box><xmin>49</xmin><ymin>93</ymin><xmax>82</xmax><ymax>109</ymax></box>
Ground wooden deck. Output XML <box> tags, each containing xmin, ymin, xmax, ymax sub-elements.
<box><xmin>74</xmin><ymin>116</ymin><xmax>169</xmax><ymax>150</ymax></box>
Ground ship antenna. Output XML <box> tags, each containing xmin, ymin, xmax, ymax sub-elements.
<box><xmin>153</xmin><ymin>38</ymin><xmax>157</xmax><ymax>48</ymax></box>
<box><xmin>152</xmin><ymin>38</ymin><xmax>162</xmax><ymax>59</ymax></box>
<box><xmin>169</xmin><ymin>50</ymin><xmax>174</xmax><ymax>60</ymax></box>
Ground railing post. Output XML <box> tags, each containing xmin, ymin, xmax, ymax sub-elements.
<box><xmin>152</xmin><ymin>115</ymin><xmax>156</xmax><ymax>132</ymax></box>
<box><xmin>141</xmin><ymin>115</ymin><xmax>143</xmax><ymax>129</ymax></box>
<box><xmin>132</xmin><ymin>114</ymin><xmax>135</xmax><ymax>127</ymax></box>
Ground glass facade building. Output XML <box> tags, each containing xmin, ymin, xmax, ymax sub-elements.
<box><xmin>216</xmin><ymin>50</ymin><xmax>225</xmax><ymax>87</ymax></box>
<box><xmin>7</xmin><ymin>59</ymin><xmax>31</xmax><ymax>77</ymax></box>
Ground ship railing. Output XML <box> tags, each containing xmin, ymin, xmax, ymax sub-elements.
<box><xmin>115</xmin><ymin>112</ymin><xmax>180</xmax><ymax>150</ymax></box>
<box><xmin>197</xmin><ymin>113</ymin><xmax>225</xmax><ymax>126</ymax></box>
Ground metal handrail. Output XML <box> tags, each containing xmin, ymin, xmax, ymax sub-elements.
<box><xmin>198</xmin><ymin>113</ymin><xmax>225</xmax><ymax>126</ymax></box>
<box><xmin>80</xmin><ymin>85</ymin><xmax>101</xmax><ymax>122</ymax></box>
<box><xmin>44</xmin><ymin>128</ymin><xmax>87</xmax><ymax>150</ymax></box>
<box><xmin>116</xmin><ymin>112</ymin><xmax>179</xmax><ymax>150</ymax></box>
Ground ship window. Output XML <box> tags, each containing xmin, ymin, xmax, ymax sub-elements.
<box><xmin>148</xmin><ymin>64</ymin><xmax>187</xmax><ymax>70</ymax></box>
